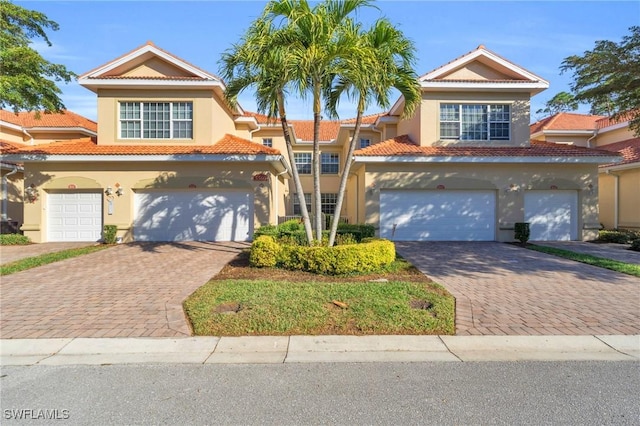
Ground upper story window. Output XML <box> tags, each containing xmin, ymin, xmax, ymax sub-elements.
<box><xmin>119</xmin><ymin>102</ymin><xmax>193</xmax><ymax>139</ymax></box>
<box><xmin>321</xmin><ymin>153</ymin><xmax>339</xmax><ymax>174</ymax></box>
<box><xmin>440</xmin><ymin>104</ymin><xmax>510</xmax><ymax>141</ymax></box>
<box><xmin>262</xmin><ymin>138</ymin><xmax>273</xmax><ymax>147</ymax></box>
<box><xmin>294</xmin><ymin>153</ymin><xmax>312</xmax><ymax>175</ymax></box>
<box><xmin>359</xmin><ymin>138</ymin><xmax>371</xmax><ymax>149</ymax></box>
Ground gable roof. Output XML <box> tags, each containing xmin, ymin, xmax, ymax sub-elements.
<box><xmin>419</xmin><ymin>45</ymin><xmax>548</xmax><ymax>94</ymax></box>
<box><xmin>1</xmin><ymin>110</ymin><xmax>97</xmax><ymax>133</ymax></box>
<box><xmin>530</xmin><ymin>112</ymin><xmax>605</xmax><ymax>135</ymax></box>
<box><xmin>353</xmin><ymin>134</ymin><xmax>620</xmax><ymax>164</ymax></box>
<box><xmin>288</xmin><ymin>120</ymin><xmax>341</xmax><ymax>142</ymax></box>
<box><xmin>597</xmin><ymin>138</ymin><xmax>640</xmax><ymax>168</ymax></box>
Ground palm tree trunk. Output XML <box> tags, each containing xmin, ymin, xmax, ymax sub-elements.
<box><xmin>328</xmin><ymin>96</ymin><xmax>364</xmax><ymax>246</ymax></box>
<box><xmin>278</xmin><ymin>92</ymin><xmax>314</xmax><ymax>245</ymax></box>
<box><xmin>312</xmin><ymin>80</ymin><xmax>323</xmax><ymax>242</ymax></box>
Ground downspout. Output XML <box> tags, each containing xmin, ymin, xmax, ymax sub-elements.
<box><xmin>586</xmin><ymin>128</ymin><xmax>598</xmax><ymax>148</ymax></box>
<box><xmin>2</xmin><ymin>165</ymin><xmax>19</xmax><ymax>221</ymax></box>
<box><xmin>23</xmin><ymin>129</ymin><xmax>34</xmax><ymax>145</ymax></box>
<box><xmin>606</xmin><ymin>170</ymin><xmax>620</xmax><ymax>229</ymax></box>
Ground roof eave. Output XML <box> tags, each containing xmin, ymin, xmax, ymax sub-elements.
<box><xmin>2</xmin><ymin>153</ymin><xmax>286</xmax><ymax>163</ymax></box>
<box><xmin>353</xmin><ymin>155</ymin><xmax>621</xmax><ymax>164</ymax></box>
<box><xmin>420</xmin><ymin>81</ymin><xmax>549</xmax><ymax>95</ymax></box>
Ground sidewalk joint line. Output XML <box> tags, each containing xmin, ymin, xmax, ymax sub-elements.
<box><xmin>437</xmin><ymin>335</ymin><xmax>463</xmax><ymax>362</ymax></box>
<box><xmin>202</xmin><ymin>336</ymin><xmax>221</xmax><ymax>364</ymax></box>
<box><xmin>35</xmin><ymin>337</ymin><xmax>75</xmax><ymax>365</ymax></box>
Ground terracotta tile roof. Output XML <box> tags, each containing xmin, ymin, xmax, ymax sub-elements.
<box><xmin>341</xmin><ymin>113</ymin><xmax>386</xmax><ymax>125</ymax></box>
<box><xmin>243</xmin><ymin>111</ymin><xmax>281</xmax><ymax>125</ymax></box>
<box><xmin>598</xmin><ymin>138</ymin><xmax>640</xmax><ymax>167</ymax></box>
<box><xmin>0</xmin><ymin>140</ymin><xmax>24</xmax><ymax>154</ymax></box>
<box><xmin>529</xmin><ymin>112</ymin><xmax>604</xmax><ymax>134</ymax></box>
<box><xmin>354</xmin><ymin>135</ymin><xmax>619</xmax><ymax>159</ymax></box>
<box><xmin>288</xmin><ymin>120</ymin><xmax>341</xmax><ymax>142</ymax></box>
<box><xmin>596</xmin><ymin>111</ymin><xmax>637</xmax><ymax>129</ymax></box>
<box><xmin>8</xmin><ymin>134</ymin><xmax>281</xmax><ymax>156</ymax></box>
<box><xmin>0</xmin><ymin>109</ymin><xmax>97</xmax><ymax>132</ymax></box>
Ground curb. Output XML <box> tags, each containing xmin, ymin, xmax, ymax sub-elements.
<box><xmin>1</xmin><ymin>335</ymin><xmax>638</xmax><ymax>365</ymax></box>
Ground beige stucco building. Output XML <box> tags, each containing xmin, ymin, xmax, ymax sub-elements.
<box><xmin>531</xmin><ymin>112</ymin><xmax>639</xmax><ymax>230</ymax></box>
<box><xmin>2</xmin><ymin>42</ymin><xmax>621</xmax><ymax>243</ymax></box>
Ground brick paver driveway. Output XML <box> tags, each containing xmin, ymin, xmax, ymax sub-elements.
<box><xmin>0</xmin><ymin>242</ymin><xmax>245</xmax><ymax>338</ymax></box>
<box><xmin>396</xmin><ymin>242</ymin><xmax>640</xmax><ymax>336</ymax></box>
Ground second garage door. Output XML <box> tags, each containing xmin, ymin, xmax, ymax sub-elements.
<box><xmin>133</xmin><ymin>191</ymin><xmax>253</xmax><ymax>242</ymax></box>
<box><xmin>524</xmin><ymin>190</ymin><xmax>578</xmax><ymax>241</ymax></box>
<box><xmin>379</xmin><ymin>190</ymin><xmax>496</xmax><ymax>241</ymax></box>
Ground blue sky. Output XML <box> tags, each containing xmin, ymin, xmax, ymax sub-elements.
<box><xmin>17</xmin><ymin>0</ymin><xmax>640</xmax><ymax>122</ymax></box>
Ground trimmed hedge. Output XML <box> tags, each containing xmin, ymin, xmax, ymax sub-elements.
<box><xmin>597</xmin><ymin>229</ymin><xmax>638</xmax><ymax>244</ymax></box>
<box><xmin>0</xmin><ymin>234</ymin><xmax>31</xmax><ymax>245</ymax></box>
<box><xmin>630</xmin><ymin>239</ymin><xmax>640</xmax><ymax>252</ymax></box>
<box><xmin>250</xmin><ymin>236</ymin><xmax>396</xmax><ymax>275</ymax></box>
<box><xmin>253</xmin><ymin>222</ymin><xmax>376</xmax><ymax>245</ymax></box>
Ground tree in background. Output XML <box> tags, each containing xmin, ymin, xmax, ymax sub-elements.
<box><xmin>0</xmin><ymin>0</ymin><xmax>76</xmax><ymax>112</ymax></box>
<box><xmin>535</xmin><ymin>91</ymin><xmax>579</xmax><ymax>115</ymax></box>
<box><xmin>561</xmin><ymin>26</ymin><xmax>640</xmax><ymax>135</ymax></box>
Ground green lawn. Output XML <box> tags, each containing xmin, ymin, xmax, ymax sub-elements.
<box><xmin>184</xmin><ymin>279</ymin><xmax>454</xmax><ymax>336</ymax></box>
<box><xmin>527</xmin><ymin>244</ymin><xmax>640</xmax><ymax>277</ymax></box>
<box><xmin>0</xmin><ymin>245</ymin><xmax>111</xmax><ymax>276</ymax></box>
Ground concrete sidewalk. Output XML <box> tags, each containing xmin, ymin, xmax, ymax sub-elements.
<box><xmin>1</xmin><ymin>335</ymin><xmax>638</xmax><ymax>365</ymax></box>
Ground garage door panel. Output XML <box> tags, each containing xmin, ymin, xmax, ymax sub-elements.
<box><xmin>134</xmin><ymin>191</ymin><xmax>252</xmax><ymax>242</ymax></box>
<box><xmin>47</xmin><ymin>192</ymin><xmax>102</xmax><ymax>242</ymax></box>
<box><xmin>525</xmin><ymin>191</ymin><xmax>577</xmax><ymax>241</ymax></box>
<box><xmin>380</xmin><ymin>190</ymin><xmax>496</xmax><ymax>241</ymax></box>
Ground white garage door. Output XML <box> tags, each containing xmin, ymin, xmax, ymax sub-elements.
<box><xmin>380</xmin><ymin>190</ymin><xmax>496</xmax><ymax>241</ymax></box>
<box><xmin>48</xmin><ymin>192</ymin><xmax>103</xmax><ymax>242</ymax></box>
<box><xmin>133</xmin><ymin>191</ymin><xmax>253</xmax><ymax>242</ymax></box>
<box><xmin>525</xmin><ymin>190</ymin><xmax>578</xmax><ymax>241</ymax></box>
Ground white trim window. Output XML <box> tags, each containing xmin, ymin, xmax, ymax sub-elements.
<box><xmin>320</xmin><ymin>193</ymin><xmax>338</xmax><ymax>214</ymax></box>
<box><xmin>293</xmin><ymin>193</ymin><xmax>311</xmax><ymax>215</ymax></box>
<box><xmin>321</xmin><ymin>153</ymin><xmax>339</xmax><ymax>174</ymax></box>
<box><xmin>294</xmin><ymin>153</ymin><xmax>312</xmax><ymax>174</ymax></box>
<box><xmin>262</xmin><ymin>138</ymin><xmax>273</xmax><ymax>147</ymax></box>
<box><xmin>359</xmin><ymin>138</ymin><xmax>371</xmax><ymax>149</ymax></box>
<box><xmin>440</xmin><ymin>103</ymin><xmax>510</xmax><ymax>141</ymax></box>
<box><xmin>119</xmin><ymin>102</ymin><xmax>193</xmax><ymax>139</ymax></box>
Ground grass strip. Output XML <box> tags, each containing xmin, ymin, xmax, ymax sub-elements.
<box><xmin>1</xmin><ymin>245</ymin><xmax>111</xmax><ymax>276</ymax></box>
<box><xmin>185</xmin><ymin>279</ymin><xmax>454</xmax><ymax>336</ymax></box>
<box><xmin>527</xmin><ymin>244</ymin><xmax>640</xmax><ymax>277</ymax></box>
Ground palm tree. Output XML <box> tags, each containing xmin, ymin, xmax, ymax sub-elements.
<box><xmin>219</xmin><ymin>13</ymin><xmax>314</xmax><ymax>244</ymax></box>
<box><xmin>263</xmin><ymin>0</ymin><xmax>373</xmax><ymax>241</ymax></box>
<box><xmin>325</xmin><ymin>18</ymin><xmax>421</xmax><ymax>246</ymax></box>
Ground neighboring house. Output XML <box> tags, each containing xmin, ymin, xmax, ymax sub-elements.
<box><xmin>0</xmin><ymin>110</ymin><xmax>97</xmax><ymax>232</ymax></box>
<box><xmin>1</xmin><ymin>42</ymin><xmax>620</xmax><ymax>243</ymax></box>
<box><xmin>530</xmin><ymin>112</ymin><xmax>639</xmax><ymax>230</ymax></box>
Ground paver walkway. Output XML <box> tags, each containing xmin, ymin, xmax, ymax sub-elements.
<box><xmin>396</xmin><ymin>242</ymin><xmax>640</xmax><ymax>336</ymax></box>
<box><xmin>0</xmin><ymin>242</ymin><xmax>245</xmax><ymax>338</ymax></box>
<box><xmin>534</xmin><ymin>241</ymin><xmax>639</xmax><ymax>265</ymax></box>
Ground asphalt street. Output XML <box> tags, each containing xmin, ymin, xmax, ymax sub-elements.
<box><xmin>1</xmin><ymin>362</ymin><xmax>638</xmax><ymax>425</ymax></box>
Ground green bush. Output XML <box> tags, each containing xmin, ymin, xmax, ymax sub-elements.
<box><xmin>102</xmin><ymin>225</ymin><xmax>117</xmax><ymax>244</ymax></box>
<box><xmin>254</xmin><ymin>224</ymin><xmax>278</xmax><ymax>238</ymax></box>
<box><xmin>597</xmin><ymin>230</ymin><xmax>632</xmax><ymax>244</ymax></box>
<box><xmin>278</xmin><ymin>219</ymin><xmax>304</xmax><ymax>233</ymax></box>
<box><xmin>279</xmin><ymin>239</ymin><xmax>396</xmax><ymax>275</ymax></box>
<box><xmin>249</xmin><ymin>235</ymin><xmax>282</xmax><ymax>268</ymax></box>
<box><xmin>630</xmin><ymin>239</ymin><xmax>640</xmax><ymax>252</ymax></box>
<box><xmin>0</xmin><ymin>234</ymin><xmax>31</xmax><ymax>245</ymax></box>
<box><xmin>514</xmin><ymin>222</ymin><xmax>530</xmax><ymax>245</ymax></box>
<box><xmin>338</xmin><ymin>223</ymin><xmax>375</xmax><ymax>240</ymax></box>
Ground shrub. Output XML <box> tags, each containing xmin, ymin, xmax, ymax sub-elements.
<box><xmin>514</xmin><ymin>222</ymin><xmax>530</xmax><ymax>245</ymax></box>
<box><xmin>102</xmin><ymin>225</ymin><xmax>117</xmax><ymax>244</ymax></box>
<box><xmin>338</xmin><ymin>223</ymin><xmax>375</xmax><ymax>240</ymax></box>
<box><xmin>629</xmin><ymin>239</ymin><xmax>640</xmax><ymax>252</ymax></box>
<box><xmin>597</xmin><ymin>230</ymin><xmax>632</xmax><ymax>244</ymax></box>
<box><xmin>278</xmin><ymin>219</ymin><xmax>304</xmax><ymax>233</ymax></box>
<box><xmin>0</xmin><ymin>234</ymin><xmax>31</xmax><ymax>245</ymax></box>
<box><xmin>249</xmin><ymin>235</ymin><xmax>282</xmax><ymax>268</ymax></box>
<box><xmin>335</xmin><ymin>233</ymin><xmax>358</xmax><ymax>245</ymax></box>
<box><xmin>279</xmin><ymin>239</ymin><xmax>396</xmax><ymax>275</ymax></box>
<box><xmin>254</xmin><ymin>224</ymin><xmax>278</xmax><ymax>238</ymax></box>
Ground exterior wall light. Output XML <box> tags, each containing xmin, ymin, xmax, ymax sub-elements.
<box><xmin>115</xmin><ymin>186</ymin><xmax>124</xmax><ymax>196</ymax></box>
<box><xmin>25</xmin><ymin>184</ymin><xmax>39</xmax><ymax>203</ymax></box>
<box><xmin>105</xmin><ymin>186</ymin><xmax>113</xmax><ymax>196</ymax></box>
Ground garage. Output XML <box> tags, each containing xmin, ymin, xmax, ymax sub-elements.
<box><xmin>133</xmin><ymin>191</ymin><xmax>253</xmax><ymax>242</ymax></box>
<box><xmin>379</xmin><ymin>190</ymin><xmax>496</xmax><ymax>241</ymax></box>
<box><xmin>524</xmin><ymin>190</ymin><xmax>578</xmax><ymax>241</ymax></box>
<box><xmin>47</xmin><ymin>192</ymin><xmax>103</xmax><ymax>242</ymax></box>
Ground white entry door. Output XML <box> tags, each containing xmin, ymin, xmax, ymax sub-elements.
<box><xmin>379</xmin><ymin>190</ymin><xmax>496</xmax><ymax>241</ymax></box>
<box><xmin>133</xmin><ymin>191</ymin><xmax>253</xmax><ymax>242</ymax></box>
<box><xmin>524</xmin><ymin>190</ymin><xmax>578</xmax><ymax>241</ymax></box>
<box><xmin>47</xmin><ymin>192</ymin><xmax>102</xmax><ymax>242</ymax></box>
